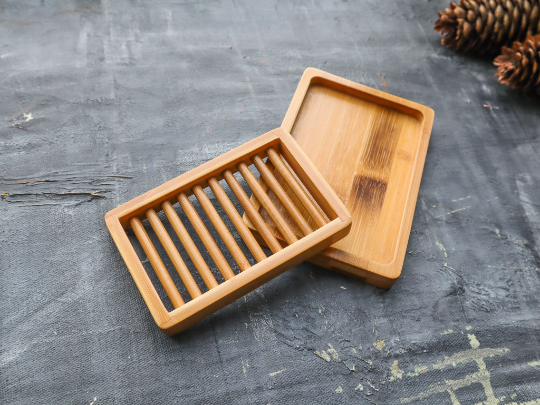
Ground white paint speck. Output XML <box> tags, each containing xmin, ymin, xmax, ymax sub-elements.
<box><xmin>435</xmin><ymin>239</ymin><xmax>448</xmax><ymax>257</ymax></box>
<box><xmin>373</xmin><ymin>340</ymin><xmax>385</xmax><ymax>351</ymax></box>
<box><xmin>389</xmin><ymin>360</ymin><xmax>403</xmax><ymax>381</ymax></box>
<box><xmin>315</xmin><ymin>350</ymin><xmax>331</xmax><ymax>362</ymax></box>
<box><xmin>327</xmin><ymin>343</ymin><xmax>339</xmax><ymax>360</ymax></box>
<box><xmin>447</xmin><ymin>206</ymin><xmax>471</xmax><ymax>215</ymax></box>
<box><xmin>468</xmin><ymin>334</ymin><xmax>480</xmax><ymax>349</ymax></box>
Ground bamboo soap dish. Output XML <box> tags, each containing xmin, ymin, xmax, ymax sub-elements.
<box><xmin>105</xmin><ymin>128</ymin><xmax>351</xmax><ymax>335</ymax></box>
<box><xmin>244</xmin><ymin>69</ymin><xmax>435</xmax><ymax>289</ymax></box>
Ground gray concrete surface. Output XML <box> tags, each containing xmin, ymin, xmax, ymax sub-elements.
<box><xmin>1</xmin><ymin>0</ymin><xmax>540</xmax><ymax>404</ymax></box>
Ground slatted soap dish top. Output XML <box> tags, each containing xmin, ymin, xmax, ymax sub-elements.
<box><xmin>105</xmin><ymin>128</ymin><xmax>351</xmax><ymax>336</ymax></box>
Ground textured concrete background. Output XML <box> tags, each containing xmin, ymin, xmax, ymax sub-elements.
<box><xmin>2</xmin><ymin>0</ymin><xmax>540</xmax><ymax>404</ymax></box>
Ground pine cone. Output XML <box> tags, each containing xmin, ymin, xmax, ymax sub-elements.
<box><xmin>435</xmin><ymin>0</ymin><xmax>540</xmax><ymax>54</ymax></box>
<box><xmin>494</xmin><ymin>34</ymin><xmax>540</xmax><ymax>91</ymax></box>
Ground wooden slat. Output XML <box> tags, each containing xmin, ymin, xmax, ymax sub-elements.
<box><xmin>193</xmin><ymin>185</ymin><xmax>251</xmax><ymax>271</ymax></box>
<box><xmin>146</xmin><ymin>208</ymin><xmax>202</xmax><ymax>299</ymax></box>
<box><xmin>129</xmin><ymin>217</ymin><xmax>185</xmax><ymax>308</ymax></box>
<box><xmin>253</xmin><ymin>154</ymin><xmax>313</xmax><ymax>236</ymax></box>
<box><xmin>162</xmin><ymin>201</ymin><xmax>219</xmax><ymax>290</ymax></box>
<box><xmin>222</xmin><ymin>169</ymin><xmax>283</xmax><ymax>253</ymax></box>
<box><xmin>105</xmin><ymin>216</ymin><xmax>170</xmax><ymax>324</ymax></box>
<box><xmin>178</xmin><ymin>193</ymin><xmax>236</xmax><ymax>281</ymax></box>
<box><xmin>237</xmin><ymin>161</ymin><xmax>298</xmax><ymax>245</ymax></box>
<box><xmin>208</xmin><ymin>177</ymin><xmax>267</xmax><ymax>262</ymax></box>
<box><xmin>266</xmin><ymin>147</ymin><xmax>327</xmax><ymax>228</ymax></box>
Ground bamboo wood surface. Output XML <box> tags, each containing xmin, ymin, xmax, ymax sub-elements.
<box><xmin>266</xmin><ymin>147</ymin><xmax>327</xmax><ymax>228</ymax></box>
<box><xmin>238</xmin><ymin>161</ymin><xmax>298</xmax><ymax>245</ymax></box>
<box><xmin>105</xmin><ymin>128</ymin><xmax>351</xmax><ymax>335</ymax></box>
<box><xmin>253</xmin><ymin>154</ymin><xmax>313</xmax><ymax>236</ymax></box>
<box><xmin>129</xmin><ymin>217</ymin><xmax>185</xmax><ymax>308</ymax></box>
<box><xmin>146</xmin><ymin>208</ymin><xmax>202</xmax><ymax>298</ymax></box>
<box><xmin>162</xmin><ymin>200</ymin><xmax>219</xmax><ymax>290</ymax></box>
<box><xmin>193</xmin><ymin>185</ymin><xmax>251</xmax><ymax>271</ymax></box>
<box><xmin>178</xmin><ymin>192</ymin><xmax>236</xmax><ymax>281</ymax></box>
<box><xmin>223</xmin><ymin>169</ymin><xmax>283</xmax><ymax>254</ymax></box>
<box><xmin>207</xmin><ymin>177</ymin><xmax>267</xmax><ymax>262</ymax></box>
<box><xmin>244</xmin><ymin>69</ymin><xmax>434</xmax><ymax>289</ymax></box>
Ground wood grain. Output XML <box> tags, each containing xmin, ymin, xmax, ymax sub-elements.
<box><xmin>266</xmin><ymin>147</ymin><xmax>327</xmax><ymax>228</ymax></box>
<box><xmin>146</xmin><ymin>208</ymin><xmax>202</xmax><ymax>299</ymax></box>
<box><xmin>193</xmin><ymin>185</ymin><xmax>251</xmax><ymax>271</ymax></box>
<box><xmin>162</xmin><ymin>200</ymin><xmax>219</xmax><ymax>290</ymax></box>
<box><xmin>207</xmin><ymin>177</ymin><xmax>267</xmax><ymax>262</ymax></box>
<box><xmin>238</xmin><ymin>161</ymin><xmax>298</xmax><ymax>245</ymax></box>
<box><xmin>130</xmin><ymin>217</ymin><xmax>185</xmax><ymax>308</ymax></box>
<box><xmin>253</xmin><ymin>154</ymin><xmax>313</xmax><ymax>236</ymax></box>
<box><xmin>178</xmin><ymin>192</ymin><xmax>236</xmax><ymax>281</ymax></box>
<box><xmin>223</xmin><ymin>169</ymin><xmax>283</xmax><ymax>254</ymax></box>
